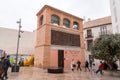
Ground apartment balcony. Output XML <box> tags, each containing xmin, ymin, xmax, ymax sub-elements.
<box><xmin>85</xmin><ymin>34</ymin><xmax>94</xmax><ymax>39</ymax></box>
<box><xmin>99</xmin><ymin>30</ymin><xmax>112</xmax><ymax>36</ymax></box>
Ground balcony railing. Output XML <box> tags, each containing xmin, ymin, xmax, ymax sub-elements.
<box><xmin>85</xmin><ymin>34</ymin><xmax>94</xmax><ymax>39</ymax></box>
<box><xmin>99</xmin><ymin>30</ymin><xmax>112</xmax><ymax>36</ymax></box>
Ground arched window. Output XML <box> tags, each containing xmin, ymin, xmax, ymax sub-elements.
<box><xmin>51</xmin><ymin>15</ymin><xmax>60</xmax><ymax>25</ymax></box>
<box><xmin>39</xmin><ymin>15</ymin><xmax>43</xmax><ymax>25</ymax></box>
<box><xmin>73</xmin><ymin>22</ymin><xmax>79</xmax><ymax>30</ymax></box>
<box><xmin>63</xmin><ymin>18</ymin><xmax>70</xmax><ymax>28</ymax></box>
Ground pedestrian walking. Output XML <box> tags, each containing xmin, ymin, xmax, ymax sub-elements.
<box><xmin>0</xmin><ymin>57</ymin><xmax>5</xmax><ymax>79</ymax></box>
<box><xmin>92</xmin><ymin>62</ymin><xmax>96</xmax><ymax>72</ymax></box>
<box><xmin>85</xmin><ymin>60</ymin><xmax>90</xmax><ymax>72</ymax></box>
<box><xmin>96</xmin><ymin>61</ymin><xmax>104</xmax><ymax>75</ymax></box>
<box><xmin>77</xmin><ymin>60</ymin><xmax>82</xmax><ymax>71</ymax></box>
<box><xmin>103</xmin><ymin>61</ymin><xmax>109</xmax><ymax>70</ymax></box>
<box><xmin>71</xmin><ymin>59</ymin><xmax>75</xmax><ymax>72</ymax></box>
<box><xmin>1</xmin><ymin>55</ymin><xmax>11</xmax><ymax>80</ymax></box>
<box><xmin>89</xmin><ymin>59</ymin><xmax>93</xmax><ymax>69</ymax></box>
<box><xmin>112</xmin><ymin>60</ymin><xmax>118</xmax><ymax>71</ymax></box>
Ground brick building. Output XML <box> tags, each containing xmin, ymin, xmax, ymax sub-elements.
<box><xmin>35</xmin><ymin>5</ymin><xmax>85</xmax><ymax>69</ymax></box>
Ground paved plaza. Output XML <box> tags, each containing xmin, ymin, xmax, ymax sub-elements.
<box><xmin>7</xmin><ymin>67</ymin><xmax>120</xmax><ymax>80</ymax></box>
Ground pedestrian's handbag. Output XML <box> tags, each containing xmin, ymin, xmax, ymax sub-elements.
<box><xmin>73</xmin><ymin>64</ymin><xmax>76</xmax><ymax>67</ymax></box>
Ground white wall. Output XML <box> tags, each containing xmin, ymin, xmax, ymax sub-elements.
<box><xmin>83</xmin><ymin>24</ymin><xmax>112</xmax><ymax>61</ymax></box>
<box><xmin>0</xmin><ymin>27</ymin><xmax>35</xmax><ymax>55</ymax></box>
<box><xmin>110</xmin><ymin>0</ymin><xmax>120</xmax><ymax>33</ymax></box>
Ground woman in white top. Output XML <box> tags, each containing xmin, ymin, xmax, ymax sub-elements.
<box><xmin>71</xmin><ymin>59</ymin><xmax>75</xmax><ymax>71</ymax></box>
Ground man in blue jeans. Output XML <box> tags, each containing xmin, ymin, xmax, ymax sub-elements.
<box><xmin>2</xmin><ymin>55</ymin><xmax>11</xmax><ymax>80</ymax></box>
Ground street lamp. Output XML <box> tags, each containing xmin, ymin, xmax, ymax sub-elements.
<box><xmin>12</xmin><ymin>19</ymin><xmax>22</xmax><ymax>72</ymax></box>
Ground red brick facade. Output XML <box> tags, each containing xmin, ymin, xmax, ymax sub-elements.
<box><xmin>35</xmin><ymin>5</ymin><xmax>85</xmax><ymax>69</ymax></box>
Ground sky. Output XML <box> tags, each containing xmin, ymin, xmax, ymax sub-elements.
<box><xmin>0</xmin><ymin>0</ymin><xmax>111</xmax><ymax>31</ymax></box>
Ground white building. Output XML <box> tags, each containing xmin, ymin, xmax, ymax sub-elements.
<box><xmin>110</xmin><ymin>0</ymin><xmax>120</xmax><ymax>33</ymax></box>
<box><xmin>83</xmin><ymin>16</ymin><xmax>112</xmax><ymax>64</ymax></box>
<box><xmin>0</xmin><ymin>27</ymin><xmax>35</xmax><ymax>56</ymax></box>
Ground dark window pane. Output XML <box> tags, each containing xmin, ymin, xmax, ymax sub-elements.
<box><xmin>40</xmin><ymin>15</ymin><xmax>43</xmax><ymax>25</ymax></box>
<box><xmin>51</xmin><ymin>15</ymin><xmax>59</xmax><ymax>25</ymax></box>
<box><xmin>73</xmin><ymin>22</ymin><xmax>79</xmax><ymax>30</ymax></box>
<box><xmin>63</xmin><ymin>18</ymin><xmax>70</xmax><ymax>28</ymax></box>
<box><xmin>87</xmin><ymin>40</ymin><xmax>93</xmax><ymax>51</ymax></box>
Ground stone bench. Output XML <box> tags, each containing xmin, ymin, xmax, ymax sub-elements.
<box><xmin>48</xmin><ymin>67</ymin><xmax>63</xmax><ymax>73</ymax></box>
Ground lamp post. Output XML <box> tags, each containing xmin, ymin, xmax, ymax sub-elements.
<box><xmin>14</xmin><ymin>19</ymin><xmax>22</xmax><ymax>72</ymax></box>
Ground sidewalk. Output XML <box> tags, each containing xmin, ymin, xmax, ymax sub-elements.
<box><xmin>7</xmin><ymin>67</ymin><xmax>120</xmax><ymax>80</ymax></box>
<box><xmin>104</xmin><ymin>70</ymin><xmax>120</xmax><ymax>77</ymax></box>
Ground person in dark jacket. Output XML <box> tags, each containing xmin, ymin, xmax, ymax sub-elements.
<box><xmin>85</xmin><ymin>60</ymin><xmax>90</xmax><ymax>72</ymax></box>
<box><xmin>103</xmin><ymin>62</ymin><xmax>109</xmax><ymax>70</ymax></box>
<box><xmin>89</xmin><ymin>59</ymin><xmax>93</xmax><ymax>69</ymax></box>
<box><xmin>1</xmin><ymin>55</ymin><xmax>11</xmax><ymax>80</ymax></box>
<box><xmin>77</xmin><ymin>60</ymin><xmax>82</xmax><ymax>71</ymax></box>
<box><xmin>0</xmin><ymin>57</ymin><xmax>5</xmax><ymax>79</ymax></box>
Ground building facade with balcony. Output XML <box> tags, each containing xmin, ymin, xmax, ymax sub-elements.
<box><xmin>110</xmin><ymin>0</ymin><xmax>120</xmax><ymax>33</ymax></box>
<box><xmin>83</xmin><ymin>16</ymin><xmax>112</xmax><ymax>62</ymax></box>
<box><xmin>35</xmin><ymin>5</ymin><xmax>85</xmax><ymax>69</ymax></box>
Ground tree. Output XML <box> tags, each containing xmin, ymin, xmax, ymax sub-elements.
<box><xmin>91</xmin><ymin>34</ymin><xmax>120</xmax><ymax>70</ymax></box>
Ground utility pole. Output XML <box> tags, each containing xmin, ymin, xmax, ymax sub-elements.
<box><xmin>14</xmin><ymin>19</ymin><xmax>22</xmax><ymax>72</ymax></box>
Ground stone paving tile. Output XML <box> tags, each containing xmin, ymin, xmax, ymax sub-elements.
<box><xmin>6</xmin><ymin>67</ymin><xmax>120</xmax><ymax>80</ymax></box>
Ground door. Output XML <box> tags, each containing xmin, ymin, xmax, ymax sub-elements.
<box><xmin>58</xmin><ymin>50</ymin><xmax>64</xmax><ymax>68</ymax></box>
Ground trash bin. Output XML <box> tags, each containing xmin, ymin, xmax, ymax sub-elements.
<box><xmin>11</xmin><ymin>65</ymin><xmax>20</xmax><ymax>72</ymax></box>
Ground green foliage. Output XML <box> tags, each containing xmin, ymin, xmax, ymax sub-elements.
<box><xmin>91</xmin><ymin>34</ymin><xmax>120</xmax><ymax>62</ymax></box>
